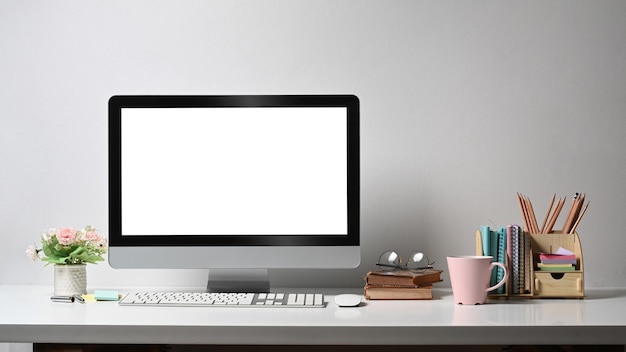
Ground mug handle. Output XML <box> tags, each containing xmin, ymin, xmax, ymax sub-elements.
<box><xmin>486</xmin><ymin>262</ymin><xmax>508</xmax><ymax>292</ymax></box>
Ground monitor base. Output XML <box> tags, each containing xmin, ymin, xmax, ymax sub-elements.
<box><xmin>206</xmin><ymin>269</ymin><xmax>270</xmax><ymax>293</ymax></box>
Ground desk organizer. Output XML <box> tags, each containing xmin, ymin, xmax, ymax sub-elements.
<box><xmin>475</xmin><ymin>231</ymin><xmax>584</xmax><ymax>299</ymax></box>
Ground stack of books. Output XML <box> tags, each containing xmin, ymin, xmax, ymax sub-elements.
<box><xmin>363</xmin><ymin>269</ymin><xmax>443</xmax><ymax>300</ymax></box>
<box><xmin>537</xmin><ymin>252</ymin><xmax>577</xmax><ymax>271</ymax></box>
<box><xmin>479</xmin><ymin>224</ymin><xmax>532</xmax><ymax>295</ymax></box>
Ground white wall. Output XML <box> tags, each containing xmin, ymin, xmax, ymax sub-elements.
<box><xmin>2</xmin><ymin>0</ymin><xmax>625</xmax><ymax>290</ymax></box>
<box><xmin>0</xmin><ymin>344</ymin><xmax>31</xmax><ymax>352</ymax></box>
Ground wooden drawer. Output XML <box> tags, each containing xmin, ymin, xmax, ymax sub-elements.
<box><xmin>534</xmin><ymin>272</ymin><xmax>584</xmax><ymax>298</ymax></box>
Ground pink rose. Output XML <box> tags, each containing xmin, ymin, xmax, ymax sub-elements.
<box><xmin>85</xmin><ymin>230</ymin><xmax>107</xmax><ymax>247</ymax></box>
<box><xmin>57</xmin><ymin>227</ymin><xmax>77</xmax><ymax>245</ymax></box>
<box><xmin>85</xmin><ymin>231</ymin><xmax>99</xmax><ymax>242</ymax></box>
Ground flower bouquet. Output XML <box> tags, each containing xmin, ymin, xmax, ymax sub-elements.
<box><xmin>26</xmin><ymin>226</ymin><xmax>107</xmax><ymax>295</ymax></box>
<box><xmin>26</xmin><ymin>225</ymin><xmax>107</xmax><ymax>265</ymax></box>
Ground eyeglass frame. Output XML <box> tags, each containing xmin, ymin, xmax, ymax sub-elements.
<box><xmin>376</xmin><ymin>250</ymin><xmax>435</xmax><ymax>272</ymax></box>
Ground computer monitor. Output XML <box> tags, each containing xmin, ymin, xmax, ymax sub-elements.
<box><xmin>108</xmin><ymin>95</ymin><xmax>360</xmax><ymax>292</ymax></box>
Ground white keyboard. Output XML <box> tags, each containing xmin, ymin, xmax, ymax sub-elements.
<box><xmin>119</xmin><ymin>292</ymin><xmax>325</xmax><ymax>308</ymax></box>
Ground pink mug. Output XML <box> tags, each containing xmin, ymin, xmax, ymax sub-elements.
<box><xmin>446</xmin><ymin>255</ymin><xmax>508</xmax><ymax>305</ymax></box>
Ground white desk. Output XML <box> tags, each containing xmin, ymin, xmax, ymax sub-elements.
<box><xmin>1</xmin><ymin>285</ymin><xmax>625</xmax><ymax>346</ymax></box>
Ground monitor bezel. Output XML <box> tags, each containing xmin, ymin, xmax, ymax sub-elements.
<box><xmin>108</xmin><ymin>94</ymin><xmax>360</xmax><ymax>248</ymax></box>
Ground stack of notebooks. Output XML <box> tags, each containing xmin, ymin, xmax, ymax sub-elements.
<box><xmin>479</xmin><ymin>224</ymin><xmax>531</xmax><ymax>295</ymax></box>
<box><xmin>363</xmin><ymin>268</ymin><xmax>443</xmax><ymax>300</ymax></box>
<box><xmin>537</xmin><ymin>252</ymin><xmax>577</xmax><ymax>271</ymax></box>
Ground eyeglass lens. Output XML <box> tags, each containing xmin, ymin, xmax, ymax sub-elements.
<box><xmin>378</xmin><ymin>251</ymin><xmax>400</xmax><ymax>268</ymax></box>
<box><xmin>378</xmin><ymin>251</ymin><xmax>428</xmax><ymax>270</ymax></box>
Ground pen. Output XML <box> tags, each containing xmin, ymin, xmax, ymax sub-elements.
<box><xmin>50</xmin><ymin>295</ymin><xmax>74</xmax><ymax>303</ymax></box>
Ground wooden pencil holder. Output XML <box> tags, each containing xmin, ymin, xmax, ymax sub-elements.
<box><xmin>475</xmin><ymin>231</ymin><xmax>584</xmax><ymax>299</ymax></box>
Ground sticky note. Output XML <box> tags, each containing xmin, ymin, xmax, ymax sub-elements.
<box><xmin>81</xmin><ymin>294</ymin><xmax>97</xmax><ymax>302</ymax></box>
<box><xmin>94</xmin><ymin>290</ymin><xmax>120</xmax><ymax>301</ymax></box>
<box><xmin>555</xmin><ymin>247</ymin><xmax>575</xmax><ymax>256</ymax></box>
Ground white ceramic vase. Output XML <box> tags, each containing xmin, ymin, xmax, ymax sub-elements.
<box><xmin>54</xmin><ymin>264</ymin><xmax>87</xmax><ymax>296</ymax></box>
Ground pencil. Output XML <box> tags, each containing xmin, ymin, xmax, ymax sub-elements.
<box><xmin>561</xmin><ymin>194</ymin><xmax>578</xmax><ymax>234</ymax></box>
<box><xmin>517</xmin><ymin>193</ymin><xmax>532</xmax><ymax>233</ymax></box>
<box><xmin>517</xmin><ymin>193</ymin><xmax>528</xmax><ymax>232</ymax></box>
<box><xmin>569</xmin><ymin>201</ymin><xmax>589</xmax><ymax>234</ymax></box>
<box><xmin>573</xmin><ymin>194</ymin><xmax>585</xmax><ymax>231</ymax></box>
<box><xmin>563</xmin><ymin>193</ymin><xmax>585</xmax><ymax>234</ymax></box>
<box><xmin>540</xmin><ymin>193</ymin><xmax>556</xmax><ymax>234</ymax></box>
<box><xmin>526</xmin><ymin>195</ymin><xmax>540</xmax><ymax>234</ymax></box>
<box><xmin>517</xmin><ymin>193</ymin><xmax>540</xmax><ymax>234</ymax></box>
<box><xmin>545</xmin><ymin>197</ymin><xmax>565</xmax><ymax>234</ymax></box>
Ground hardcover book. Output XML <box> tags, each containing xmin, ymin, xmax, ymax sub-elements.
<box><xmin>365</xmin><ymin>269</ymin><xmax>443</xmax><ymax>287</ymax></box>
<box><xmin>363</xmin><ymin>285</ymin><xmax>433</xmax><ymax>300</ymax></box>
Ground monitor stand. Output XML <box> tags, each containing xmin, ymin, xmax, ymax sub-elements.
<box><xmin>206</xmin><ymin>269</ymin><xmax>270</xmax><ymax>293</ymax></box>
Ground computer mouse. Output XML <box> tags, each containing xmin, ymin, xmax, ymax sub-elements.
<box><xmin>334</xmin><ymin>294</ymin><xmax>362</xmax><ymax>307</ymax></box>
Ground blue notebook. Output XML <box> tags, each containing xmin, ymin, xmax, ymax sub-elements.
<box><xmin>480</xmin><ymin>225</ymin><xmax>491</xmax><ymax>258</ymax></box>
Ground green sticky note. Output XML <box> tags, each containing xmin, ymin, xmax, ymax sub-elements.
<box><xmin>94</xmin><ymin>290</ymin><xmax>120</xmax><ymax>301</ymax></box>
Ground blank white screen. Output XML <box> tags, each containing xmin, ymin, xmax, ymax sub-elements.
<box><xmin>121</xmin><ymin>107</ymin><xmax>348</xmax><ymax>235</ymax></box>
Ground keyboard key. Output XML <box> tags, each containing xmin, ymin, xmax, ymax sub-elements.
<box><xmin>287</xmin><ymin>293</ymin><xmax>304</xmax><ymax>306</ymax></box>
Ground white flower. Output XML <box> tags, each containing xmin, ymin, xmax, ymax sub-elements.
<box><xmin>41</xmin><ymin>228</ymin><xmax>56</xmax><ymax>242</ymax></box>
<box><xmin>25</xmin><ymin>244</ymin><xmax>39</xmax><ymax>261</ymax></box>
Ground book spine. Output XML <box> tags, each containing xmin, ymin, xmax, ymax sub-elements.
<box><xmin>495</xmin><ymin>227</ymin><xmax>506</xmax><ymax>294</ymax></box>
<box><xmin>363</xmin><ymin>286</ymin><xmax>433</xmax><ymax>300</ymax></box>
<box><xmin>489</xmin><ymin>229</ymin><xmax>498</xmax><ymax>287</ymax></box>
<box><xmin>517</xmin><ymin>228</ymin><xmax>527</xmax><ymax>294</ymax></box>
<box><xmin>506</xmin><ymin>225</ymin><xmax>513</xmax><ymax>295</ymax></box>
<box><xmin>511</xmin><ymin>225</ymin><xmax>520</xmax><ymax>295</ymax></box>
<box><xmin>523</xmin><ymin>231</ymin><xmax>531</xmax><ymax>293</ymax></box>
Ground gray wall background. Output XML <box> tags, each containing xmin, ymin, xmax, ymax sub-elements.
<box><xmin>2</xmin><ymin>0</ymin><xmax>625</xmax><ymax>289</ymax></box>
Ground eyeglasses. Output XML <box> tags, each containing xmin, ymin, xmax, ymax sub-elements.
<box><xmin>376</xmin><ymin>251</ymin><xmax>434</xmax><ymax>272</ymax></box>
